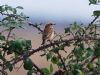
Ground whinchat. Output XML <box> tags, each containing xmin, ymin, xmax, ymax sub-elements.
<box><xmin>41</xmin><ymin>23</ymin><xmax>55</xmax><ymax>45</ymax></box>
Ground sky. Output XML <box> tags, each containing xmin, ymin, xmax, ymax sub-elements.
<box><xmin>0</xmin><ymin>0</ymin><xmax>100</xmax><ymax>27</ymax></box>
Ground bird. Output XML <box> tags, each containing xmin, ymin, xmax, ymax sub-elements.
<box><xmin>41</xmin><ymin>23</ymin><xmax>55</xmax><ymax>45</ymax></box>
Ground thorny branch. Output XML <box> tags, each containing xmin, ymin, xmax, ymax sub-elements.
<box><xmin>3</xmin><ymin>36</ymin><xmax>100</xmax><ymax>69</ymax></box>
<box><xmin>86</xmin><ymin>16</ymin><xmax>99</xmax><ymax>30</ymax></box>
<box><xmin>28</xmin><ymin>22</ymin><xmax>43</xmax><ymax>33</ymax></box>
<box><xmin>32</xmin><ymin>62</ymin><xmax>44</xmax><ymax>75</ymax></box>
<box><xmin>57</xmin><ymin>52</ymin><xmax>67</xmax><ymax>71</ymax></box>
<box><xmin>2</xmin><ymin>27</ymin><xmax>15</xmax><ymax>75</ymax></box>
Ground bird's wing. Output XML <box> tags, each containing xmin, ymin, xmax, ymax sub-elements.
<box><xmin>42</xmin><ymin>25</ymin><xmax>54</xmax><ymax>44</ymax></box>
<box><xmin>43</xmin><ymin>26</ymin><xmax>53</xmax><ymax>38</ymax></box>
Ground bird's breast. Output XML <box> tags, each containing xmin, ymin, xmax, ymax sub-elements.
<box><xmin>49</xmin><ymin>31</ymin><xmax>54</xmax><ymax>40</ymax></box>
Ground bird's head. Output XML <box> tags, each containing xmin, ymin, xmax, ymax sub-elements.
<box><xmin>46</xmin><ymin>23</ymin><xmax>55</xmax><ymax>28</ymax></box>
<box><xmin>47</xmin><ymin>23</ymin><xmax>55</xmax><ymax>25</ymax></box>
<box><xmin>47</xmin><ymin>23</ymin><xmax>55</xmax><ymax>26</ymax></box>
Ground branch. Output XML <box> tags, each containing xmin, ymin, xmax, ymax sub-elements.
<box><xmin>6</xmin><ymin>27</ymin><xmax>15</xmax><ymax>44</ymax></box>
<box><xmin>28</xmin><ymin>22</ymin><xmax>43</xmax><ymax>33</ymax></box>
<box><xmin>86</xmin><ymin>16</ymin><xmax>99</xmax><ymax>30</ymax></box>
<box><xmin>3</xmin><ymin>36</ymin><xmax>100</xmax><ymax>70</ymax></box>
<box><xmin>57</xmin><ymin>52</ymin><xmax>67</xmax><ymax>71</ymax></box>
<box><xmin>51</xmin><ymin>42</ymin><xmax>67</xmax><ymax>71</ymax></box>
<box><xmin>2</xmin><ymin>27</ymin><xmax>14</xmax><ymax>75</ymax></box>
<box><xmin>32</xmin><ymin>62</ymin><xmax>44</xmax><ymax>75</ymax></box>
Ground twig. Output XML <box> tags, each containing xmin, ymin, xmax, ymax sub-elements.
<box><xmin>0</xmin><ymin>70</ymin><xmax>6</xmax><ymax>75</ymax></box>
<box><xmin>51</xmin><ymin>41</ymin><xmax>67</xmax><ymax>71</ymax></box>
<box><xmin>57</xmin><ymin>52</ymin><xmax>67</xmax><ymax>71</ymax></box>
<box><xmin>32</xmin><ymin>62</ymin><xmax>44</xmax><ymax>75</ymax></box>
<box><xmin>16</xmin><ymin>62</ymin><xmax>24</xmax><ymax>71</ymax></box>
<box><xmin>86</xmin><ymin>16</ymin><xmax>99</xmax><ymax>30</ymax></box>
<box><xmin>2</xmin><ymin>27</ymin><xmax>14</xmax><ymax>75</ymax></box>
<box><xmin>28</xmin><ymin>22</ymin><xmax>43</xmax><ymax>33</ymax></box>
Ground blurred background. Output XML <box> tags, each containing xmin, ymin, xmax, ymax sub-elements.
<box><xmin>1</xmin><ymin>0</ymin><xmax>100</xmax><ymax>31</ymax></box>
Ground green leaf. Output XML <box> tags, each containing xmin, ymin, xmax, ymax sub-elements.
<box><xmin>57</xmin><ymin>62</ymin><xmax>63</xmax><ymax>68</ymax></box>
<box><xmin>0</xmin><ymin>35</ymin><xmax>5</xmax><ymax>40</ymax></box>
<box><xmin>50</xmin><ymin>64</ymin><xmax>53</xmax><ymax>73</ymax></box>
<box><xmin>87</xmin><ymin>62</ymin><xmax>96</xmax><ymax>70</ymax></box>
<box><xmin>71</xmin><ymin>22</ymin><xmax>80</xmax><ymax>30</ymax></box>
<box><xmin>0</xmin><ymin>6</ymin><xmax>5</xmax><ymax>12</ymax></box>
<box><xmin>78</xmin><ymin>43</ymin><xmax>84</xmax><ymax>50</ymax></box>
<box><xmin>86</xmin><ymin>47</ymin><xmax>94</xmax><ymax>57</ymax></box>
<box><xmin>23</xmin><ymin>58</ymin><xmax>33</xmax><ymax>70</ymax></box>
<box><xmin>6</xmin><ymin>62</ymin><xmax>13</xmax><ymax>72</ymax></box>
<box><xmin>74</xmin><ymin>47</ymin><xmax>83</xmax><ymax>60</ymax></box>
<box><xmin>75</xmin><ymin>69</ymin><xmax>84</xmax><ymax>75</ymax></box>
<box><xmin>46</xmin><ymin>53</ymin><xmax>52</xmax><ymax>61</ymax></box>
<box><xmin>16</xmin><ymin>6</ymin><xmax>23</xmax><ymax>9</ymax></box>
<box><xmin>8</xmin><ymin>39</ymin><xmax>23</xmax><ymax>54</ymax></box>
<box><xmin>0</xmin><ymin>6</ymin><xmax>3</xmax><ymax>12</ymax></box>
<box><xmin>9</xmin><ymin>64</ymin><xmax>13</xmax><ymax>72</ymax></box>
<box><xmin>0</xmin><ymin>52</ymin><xmax>5</xmax><ymax>61</ymax></box>
<box><xmin>94</xmin><ymin>47</ymin><xmax>100</xmax><ymax>57</ymax></box>
<box><xmin>6</xmin><ymin>6</ymin><xmax>12</xmax><ymax>11</ymax></box>
<box><xmin>27</xmin><ymin>70</ymin><xmax>34</xmax><ymax>75</ymax></box>
<box><xmin>52</xmin><ymin>47</ymin><xmax>60</xmax><ymax>53</ymax></box>
<box><xmin>89</xmin><ymin>0</ymin><xmax>97</xmax><ymax>5</ymax></box>
<box><xmin>12</xmin><ymin>8</ymin><xmax>17</xmax><ymax>14</ymax></box>
<box><xmin>51</xmin><ymin>56</ymin><xmax>59</xmax><ymax>64</ymax></box>
<box><xmin>8</xmin><ymin>39</ymin><xmax>31</xmax><ymax>55</ymax></box>
<box><xmin>65</xmin><ymin>27</ymin><xmax>70</xmax><ymax>33</ymax></box>
<box><xmin>73</xmin><ymin>64</ymin><xmax>82</xmax><ymax>70</ymax></box>
<box><xmin>41</xmin><ymin>68</ymin><xmax>50</xmax><ymax>75</ymax></box>
<box><xmin>25</xmin><ymin>40</ymin><xmax>32</xmax><ymax>50</ymax></box>
<box><xmin>93</xmin><ymin>11</ymin><xmax>100</xmax><ymax>16</ymax></box>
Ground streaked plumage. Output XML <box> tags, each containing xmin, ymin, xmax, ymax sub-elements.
<box><xmin>42</xmin><ymin>23</ymin><xmax>54</xmax><ymax>45</ymax></box>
